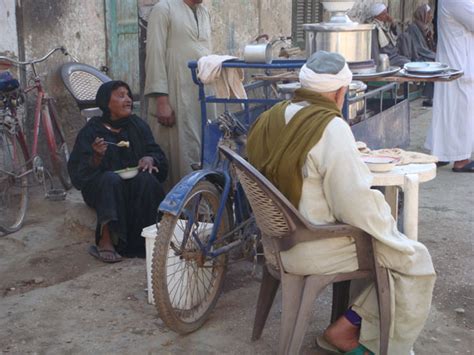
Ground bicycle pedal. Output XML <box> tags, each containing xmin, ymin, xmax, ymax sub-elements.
<box><xmin>46</xmin><ymin>188</ymin><xmax>66</xmax><ymax>201</ymax></box>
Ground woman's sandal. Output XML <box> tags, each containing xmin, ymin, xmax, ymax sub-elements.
<box><xmin>316</xmin><ymin>335</ymin><xmax>374</xmax><ymax>355</ymax></box>
<box><xmin>88</xmin><ymin>245</ymin><xmax>123</xmax><ymax>263</ymax></box>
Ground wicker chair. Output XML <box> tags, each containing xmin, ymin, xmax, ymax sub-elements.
<box><xmin>60</xmin><ymin>62</ymin><xmax>112</xmax><ymax>119</ymax></box>
<box><xmin>219</xmin><ymin>145</ymin><xmax>390</xmax><ymax>355</ymax></box>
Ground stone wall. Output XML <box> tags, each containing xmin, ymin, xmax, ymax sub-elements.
<box><xmin>138</xmin><ymin>0</ymin><xmax>292</xmax><ymax>56</ymax></box>
<box><xmin>0</xmin><ymin>0</ymin><xmax>19</xmax><ymax>78</ymax></box>
<box><xmin>0</xmin><ymin>0</ymin><xmax>18</xmax><ymax>58</ymax></box>
<box><xmin>16</xmin><ymin>0</ymin><xmax>107</xmax><ymax>143</ymax></box>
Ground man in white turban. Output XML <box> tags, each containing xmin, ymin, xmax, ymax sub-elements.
<box><xmin>247</xmin><ymin>51</ymin><xmax>435</xmax><ymax>354</ymax></box>
<box><xmin>368</xmin><ymin>3</ymin><xmax>412</xmax><ymax>67</ymax></box>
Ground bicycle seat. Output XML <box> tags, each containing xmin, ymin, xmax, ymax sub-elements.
<box><xmin>60</xmin><ymin>62</ymin><xmax>111</xmax><ymax>110</ymax></box>
<box><xmin>0</xmin><ymin>72</ymin><xmax>20</xmax><ymax>93</ymax></box>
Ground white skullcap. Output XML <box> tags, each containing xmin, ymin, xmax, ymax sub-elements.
<box><xmin>370</xmin><ymin>3</ymin><xmax>387</xmax><ymax>17</ymax></box>
<box><xmin>299</xmin><ymin>51</ymin><xmax>352</xmax><ymax>92</ymax></box>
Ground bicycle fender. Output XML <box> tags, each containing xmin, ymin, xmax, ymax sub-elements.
<box><xmin>159</xmin><ymin>169</ymin><xmax>226</xmax><ymax>216</ymax></box>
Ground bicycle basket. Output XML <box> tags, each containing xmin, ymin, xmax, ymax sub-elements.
<box><xmin>0</xmin><ymin>72</ymin><xmax>20</xmax><ymax>93</ymax></box>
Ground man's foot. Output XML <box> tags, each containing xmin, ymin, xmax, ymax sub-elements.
<box><xmin>323</xmin><ymin>316</ymin><xmax>360</xmax><ymax>352</ymax></box>
<box><xmin>436</xmin><ymin>161</ymin><xmax>450</xmax><ymax>167</ymax></box>
<box><xmin>88</xmin><ymin>245</ymin><xmax>123</xmax><ymax>263</ymax></box>
<box><xmin>452</xmin><ymin>160</ymin><xmax>474</xmax><ymax>173</ymax></box>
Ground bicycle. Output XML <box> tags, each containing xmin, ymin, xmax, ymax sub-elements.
<box><xmin>151</xmin><ymin>59</ymin><xmax>305</xmax><ymax>334</ymax></box>
<box><xmin>0</xmin><ymin>46</ymin><xmax>77</xmax><ymax>234</ymax></box>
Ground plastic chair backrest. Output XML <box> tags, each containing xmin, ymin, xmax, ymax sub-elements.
<box><xmin>219</xmin><ymin>145</ymin><xmax>312</xmax><ymax>270</ymax></box>
<box><xmin>60</xmin><ymin>62</ymin><xmax>112</xmax><ymax>110</ymax></box>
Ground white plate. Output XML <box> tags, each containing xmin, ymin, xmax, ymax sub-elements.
<box><xmin>404</xmin><ymin>62</ymin><xmax>449</xmax><ymax>74</ymax></box>
<box><xmin>352</xmin><ymin>66</ymin><xmax>400</xmax><ymax>79</ymax></box>
<box><xmin>114</xmin><ymin>167</ymin><xmax>139</xmax><ymax>180</ymax></box>
<box><xmin>398</xmin><ymin>68</ymin><xmax>463</xmax><ymax>79</ymax></box>
<box><xmin>361</xmin><ymin>156</ymin><xmax>399</xmax><ymax>173</ymax></box>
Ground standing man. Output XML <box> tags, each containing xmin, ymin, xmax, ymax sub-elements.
<box><xmin>425</xmin><ymin>0</ymin><xmax>474</xmax><ymax>172</ymax></box>
<box><xmin>144</xmin><ymin>0</ymin><xmax>212</xmax><ymax>189</ymax></box>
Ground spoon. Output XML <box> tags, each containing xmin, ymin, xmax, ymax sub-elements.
<box><xmin>104</xmin><ymin>140</ymin><xmax>130</xmax><ymax>148</ymax></box>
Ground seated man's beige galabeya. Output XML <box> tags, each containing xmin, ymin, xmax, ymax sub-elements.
<box><xmin>247</xmin><ymin>51</ymin><xmax>435</xmax><ymax>355</ymax></box>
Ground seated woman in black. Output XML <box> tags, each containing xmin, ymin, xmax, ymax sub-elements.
<box><xmin>68</xmin><ymin>81</ymin><xmax>168</xmax><ymax>262</ymax></box>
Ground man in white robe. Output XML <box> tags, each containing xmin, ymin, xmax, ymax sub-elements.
<box><xmin>425</xmin><ymin>0</ymin><xmax>474</xmax><ymax>172</ymax></box>
<box><xmin>247</xmin><ymin>51</ymin><xmax>436</xmax><ymax>354</ymax></box>
<box><xmin>144</xmin><ymin>0</ymin><xmax>212</xmax><ymax>189</ymax></box>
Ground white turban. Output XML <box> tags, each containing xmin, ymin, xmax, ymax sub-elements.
<box><xmin>370</xmin><ymin>3</ymin><xmax>387</xmax><ymax>17</ymax></box>
<box><xmin>299</xmin><ymin>52</ymin><xmax>352</xmax><ymax>93</ymax></box>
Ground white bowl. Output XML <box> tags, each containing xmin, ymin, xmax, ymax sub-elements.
<box><xmin>322</xmin><ymin>1</ymin><xmax>355</xmax><ymax>12</ymax></box>
<box><xmin>361</xmin><ymin>156</ymin><xmax>399</xmax><ymax>173</ymax></box>
<box><xmin>114</xmin><ymin>167</ymin><xmax>139</xmax><ymax>180</ymax></box>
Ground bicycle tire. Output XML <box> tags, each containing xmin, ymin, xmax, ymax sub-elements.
<box><xmin>152</xmin><ymin>180</ymin><xmax>232</xmax><ymax>334</ymax></box>
<box><xmin>44</xmin><ymin>100</ymin><xmax>72</xmax><ymax>190</ymax></box>
<box><xmin>0</xmin><ymin>129</ymin><xmax>29</xmax><ymax>234</ymax></box>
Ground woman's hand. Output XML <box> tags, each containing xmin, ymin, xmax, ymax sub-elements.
<box><xmin>138</xmin><ymin>156</ymin><xmax>159</xmax><ymax>174</ymax></box>
<box><xmin>91</xmin><ymin>137</ymin><xmax>107</xmax><ymax>166</ymax></box>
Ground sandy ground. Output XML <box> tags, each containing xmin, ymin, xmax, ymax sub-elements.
<box><xmin>0</xmin><ymin>99</ymin><xmax>472</xmax><ymax>354</ymax></box>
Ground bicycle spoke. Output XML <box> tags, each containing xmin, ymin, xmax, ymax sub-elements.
<box><xmin>171</xmin><ymin>261</ymin><xmax>187</xmax><ymax>308</ymax></box>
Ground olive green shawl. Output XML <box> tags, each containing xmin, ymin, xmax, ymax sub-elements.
<box><xmin>246</xmin><ymin>88</ymin><xmax>341</xmax><ymax>207</ymax></box>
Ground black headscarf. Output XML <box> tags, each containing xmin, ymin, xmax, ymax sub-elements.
<box><xmin>95</xmin><ymin>80</ymin><xmax>145</xmax><ymax>160</ymax></box>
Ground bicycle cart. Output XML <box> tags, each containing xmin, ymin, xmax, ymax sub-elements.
<box><xmin>150</xmin><ymin>57</ymin><xmax>423</xmax><ymax>334</ymax></box>
<box><xmin>151</xmin><ymin>59</ymin><xmax>307</xmax><ymax>334</ymax></box>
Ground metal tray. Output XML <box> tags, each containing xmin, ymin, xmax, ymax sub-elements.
<box><xmin>352</xmin><ymin>66</ymin><xmax>400</xmax><ymax>79</ymax></box>
<box><xmin>398</xmin><ymin>68</ymin><xmax>462</xmax><ymax>78</ymax></box>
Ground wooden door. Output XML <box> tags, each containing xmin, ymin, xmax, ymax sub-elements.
<box><xmin>105</xmin><ymin>0</ymin><xmax>140</xmax><ymax>96</ymax></box>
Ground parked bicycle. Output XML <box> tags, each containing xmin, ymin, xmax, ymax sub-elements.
<box><xmin>151</xmin><ymin>59</ymin><xmax>304</xmax><ymax>334</ymax></box>
<box><xmin>0</xmin><ymin>46</ymin><xmax>77</xmax><ymax>234</ymax></box>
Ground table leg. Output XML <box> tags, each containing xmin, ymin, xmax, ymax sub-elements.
<box><xmin>384</xmin><ymin>186</ymin><xmax>399</xmax><ymax>220</ymax></box>
<box><xmin>403</xmin><ymin>174</ymin><xmax>419</xmax><ymax>240</ymax></box>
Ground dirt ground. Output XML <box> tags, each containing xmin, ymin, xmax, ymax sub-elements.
<box><xmin>0</xmin><ymin>99</ymin><xmax>472</xmax><ymax>354</ymax></box>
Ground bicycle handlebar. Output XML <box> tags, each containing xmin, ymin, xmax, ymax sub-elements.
<box><xmin>0</xmin><ymin>46</ymin><xmax>78</xmax><ymax>66</ymax></box>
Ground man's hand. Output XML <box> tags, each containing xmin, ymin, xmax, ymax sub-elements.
<box><xmin>156</xmin><ymin>96</ymin><xmax>176</xmax><ymax>127</ymax></box>
<box><xmin>91</xmin><ymin>137</ymin><xmax>107</xmax><ymax>166</ymax></box>
<box><xmin>138</xmin><ymin>156</ymin><xmax>159</xmax><ymax>174</ymax></box>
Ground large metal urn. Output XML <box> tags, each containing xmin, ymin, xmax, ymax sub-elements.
<box><xmin>303</xmin><ymin>1</ymin><xmax>374</xmax><ymax>62</ymax></box>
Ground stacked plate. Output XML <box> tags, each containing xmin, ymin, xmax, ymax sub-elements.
<box><xmin>400</xmin><ymin>62</ymin><xmax>457</xmax><ymax>78</ymax></box>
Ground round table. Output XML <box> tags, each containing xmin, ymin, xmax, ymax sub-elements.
<box><xmin>371</xmin><ymin>163</ymin><xmax>437</xmax><ymax>241</ymax></box>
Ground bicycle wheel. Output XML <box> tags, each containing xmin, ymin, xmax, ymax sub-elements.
<box><xmin>0</xmin><ymin>129</ymin><xmax>28</xmax><ymax>234</ymax></box>
<box><xmin>44</xmin><ymin>100</ymin><xmax>72</xmax><ymax>190</ymax></box>
<box><xmin>152</xmin><ymin>180</ymin><xmax>232</xmax><ymax>334</ymax></box>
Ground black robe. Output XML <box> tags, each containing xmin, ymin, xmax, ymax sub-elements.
<box><xmin>67</xmin><ymin>115</ymin><xmax>168</xmax><ymax>256</ymax></box>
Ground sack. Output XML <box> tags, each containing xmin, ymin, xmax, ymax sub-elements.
<box><xmin>0</xmin><ymin>71</ymin><xmax>20</xmax><ymax>92</ymax></box>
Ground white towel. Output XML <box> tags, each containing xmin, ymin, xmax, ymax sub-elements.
<box><xmin>197</xmin><ymin>55</ymin><xmax>247</xmax><ymax>99</ymax></box>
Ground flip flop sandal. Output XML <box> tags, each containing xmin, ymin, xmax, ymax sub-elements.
<box><xmin>316</xmin><ymin>336</ymin><xmax>374</xmax><ymax>355</ymax></box>
<box><xmin>88</xmin><ymin>245</ymin><xmax>123</xmax><ymax>263</ymax></box>
<box><xmin>452</xmin><ymin>161</ymin><xmax>474</xmax><ymax>173</ymax></box>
